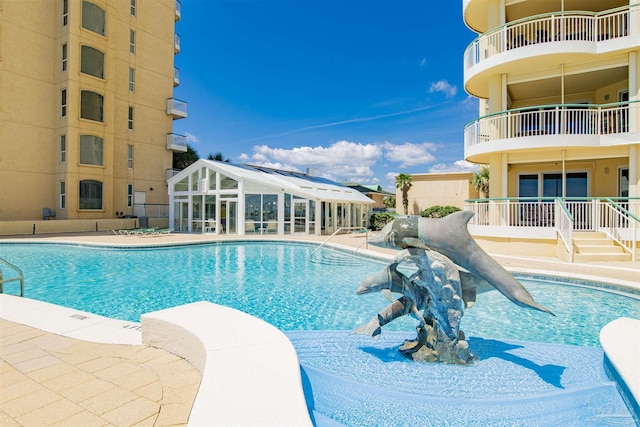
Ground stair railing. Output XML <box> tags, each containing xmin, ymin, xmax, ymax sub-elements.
<box><xmin>598</xmin><ymin>199</ymin><xmax>638</xmax><ymax>261</ymax></box>
<box><xmin>0</xmin><ymin>258</ymin><xmax>24</xmax><ymax>297</ymax></box>
<box><xmin>309</xmin><ymin>226</ymin><xmax>370</xmax><ymax>259</ymax></box>
<box><xmin>555</xmin><ymin>199</ymin><xmax>574</xmax><ymax>263</ymax></box>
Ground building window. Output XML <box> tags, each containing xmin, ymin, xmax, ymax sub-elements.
<box><xmin>60</xmin><ymin>181</ymin><xmax>66</xmax><ymax>209</ymax></box>
<box><xmin>127</xmin><ymin>184</ymin><xmax>133</xmax><ymax>207</ymax></box>
<box><xmin>80</xmin><ymin>45</ymin><xmax>104</xmax><ymax>79</ymax></box>
<box><xmin>79</xmin><ymin>180</ymin><xmax>103</xmax><ymax>209</ymax></box>
<box><xmin>82</xmin><ymin>1</ymin><xmax>105</xmax><ymax>36</ymax></box>
<box><xmin>80</xmin><ymin>90</ymin><xmax>104</xmax><ymax>122</ymax></box>
<box><xmin>128</xmin><ymin>144</ymin><xmax>134</xmax><ymax>168</ymax></box>
<box><xmin>60</xmin><ymin>135</ymin><xmax>66</xmax><ymax>163</ymax></box>
<box><xmin>61</xmin><ymin>44</ymin><xmax>67</xmax><ymax>71</ymax></box>
<box><xmin>128</xmin><ymin>107</ymin><xmax>134</xmax><ymax>130</ymax></box>
<box><xmin>130</xmin><ymin>30</ymin><xmax>136</xmax><ymax>54</ymax></box>
<box><xmin>128</xmin><ymin>68</ymin><xmax>135</xmax><ymax>92</ymax></box>
<box><xmin>62</xmin><ymin>0</ymin><xmax>68</xmax><ymax>26</ymax></box>
<box><xmin>130</xmin><ymin>0</ymin><xmax>136</xmax><ymax>16</ymax></box>
<box><xmin>61</xmin><ymin>89</ymin><xmax>67</xmax><ymax>117</ymax></box>
<box><xmin>79</xmin><ymin>135</ymin><xmax>104</xmax><ymax>166</ymax></box>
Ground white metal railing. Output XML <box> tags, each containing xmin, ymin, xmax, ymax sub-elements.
<box><xmin>309</xmin><ymin>226</ymin><xmax>370</xmax><ymax>258</ymax></box>
<box><xmin>464</xmin><ymin>197</ymin><xmax>639</xmax><ymax>260</ymax></box>
<box><xmin>167</xmin><ymin>98</ymin><xmax>187</xmax><ymax>116</ymax></box>
<box><xmin>464</xmin><ymin>6</ymin><xmax>632</xmax><ymax>69</ymax></box>
<box><xmin>174</xmin><ymin>67</ymin><xmax>180</xmax><ymax>85</ymax></box>
<box><xmin>555</xmin><ymin>199</ymin><xmax>574</xmax><ymax>262</ymax></box>
<box><xmin>166</xmin><ymin>168</ymin><xmax>181</xmax><ymax>182</ymax></box>
<box><xmin>0</xmin><ymin>258</ymin><xmax>24</xmax><ymax>297</ymax></box>
<box><xmin>166</xmin><ymin>133</ymin><xmax>187</xmax><ymax>150</ymax></box>
<box><xmin>465</xmin><ymin>101</ymin><xmax>637</xmax><ymax>148</ymax></box>
<box><xmin>174</xmin><ymin>33</ymin><xmax>181</xmax><ymax>52</ymax></box>
<box><xmin>597</xmin><ymin>199</ymin><xmax>638</xmax><ymax>261</ymax></box>
<box><xmin>133</xmin><ymin>203</ymin><xmax>170</xmax><ymax>219</ymax></box>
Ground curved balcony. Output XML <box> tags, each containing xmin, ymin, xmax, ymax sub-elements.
<box><xmin>464</xmin><ymin>101</ymin><xmax>639</xmax><ymax>161</ymax></box>
<box><xmin>464</xmin><ymin>6</ymin><xmax>636</xmax><ymax>97</ymax></box>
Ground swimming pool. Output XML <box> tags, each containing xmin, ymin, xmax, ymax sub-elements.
<box><xmin>0</xmin><ymin>241</ymin><xmax>638</xmax><ymax>347</ymax></box>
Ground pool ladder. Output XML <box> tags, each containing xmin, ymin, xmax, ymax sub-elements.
<box><xmin>308</xmin><ymin>227</ymin><xmax>371</xmax><ymax>266</ymax></box>
<box><xmin>0</xmin><ymin>257</ymin><xmax>24</xmax><ymax>297</ymax></box>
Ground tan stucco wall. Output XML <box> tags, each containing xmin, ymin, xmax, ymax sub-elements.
<box><xmin>0</xmin><ymin>218</ymin><xmax>169</xmax><ymax>236</ymax></box>
<box><xmin>472</xmin><ymin>235</ymin><xmax>558</xmax><ymax>257</ymax></box>
<box><xmin>397</xmin><ymin>172</ymin><xmax>479</xmax><ymax>215</ymax></box>
<box><xmin>0</xmin><ymin>0</ymin><xmax>177</xmax><ymax>221</ymax></box>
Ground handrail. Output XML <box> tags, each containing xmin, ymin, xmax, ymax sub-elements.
<box><xmin>310</xmin><ymin>226</ymin><xmax>369</xmax><ymax>258</ymax></box>
<box><xmin>0</xmin><ymin>258</ymin><xmax>24</xmax><ymax>297</ymax></box>
<box><xmin>464</xmin><ymin>4</ymin><xmax>636</xmax><ymax>69</ymax></box>
<box><xmin>464</xmin><ymin>101</ymin><xmax>640</xmax><ymax>148</ymax></box>
<box><xmin>600</xmin><ymin>198</ymin><xmax>638</xmax><ymax>261</ymax></box>
<box><xmin>555</xmin><ymin>199</ymin><xmax>574</xmax><ymax>262</ymax></box>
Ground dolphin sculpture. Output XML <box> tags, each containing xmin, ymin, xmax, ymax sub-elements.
<box><xmin>368</xmin><ymin>211</ymin><xmax>555</xmax><ymax>316</ymax></box>
<box><xmin>354</xmin><ymin>248</ymin><xmax>466</xmax><ymax>341</ymax></box>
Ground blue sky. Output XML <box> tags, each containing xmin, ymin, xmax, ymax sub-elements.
<box><xmin>172</xmin><ymin>0</ymin><xmax>478</xmax><ymax>191</ymax></box>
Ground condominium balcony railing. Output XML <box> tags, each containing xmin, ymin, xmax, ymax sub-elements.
<box><xmin>166</xmin><ymin>168</ymin><xmax>181</xmax><ymax>182</ymax></box>
<box><xmin>174</xmin><ymin>33</ymin><xmax>181</xmax><ymax>54</ymax></box>
<box><xmin>167</xmin><ymin>98</ymin><xmax>187</xmax><ymax>119</ymax></box>
<box><xmin>464</xmin><ymin>101</ymin><xmax>638</xmax><ymax>149</ymax></box>
<box><xmin>175</xmin><ymin>0</ymin><xmax>181</xmax><ymax>21</ymax></box>
<box><xmin>174</xmin><ymin>67</ymin><xmax>180</xmax><ymax>86</ymax></box>
<box><xmin>166</xmin><ymin>133</ymin><xmax>187</xmax><ymax>152</ymax></box>
<box><xmin>464</xmin><ymin>6</ymin><xmax>634</xmax><ymax>71</ymax></box>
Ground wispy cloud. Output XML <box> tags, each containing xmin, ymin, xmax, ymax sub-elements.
<box><xmin>429</xmin><ymin>80</ymin><xmax>457</xmax><ymax>98</ymax></box>
<box><xmin>383</xmin><ymin>141</ymin><xmax>438</xmax><ymax>167</ymax></box>
<box><xmin>429</xmin><ymin>160</ymin><xmax>479</xmax><ymax>173</ymax></box>
<box><xmin>184</xmin><ymin>132</ymin><xmax>200</xmax><ymax>144</ymax></box>
<box><xmin>419</xmin><ymin>57</ymin><xmax>426</xmax><ymax>67</ymax></box>
<box><xmin>235</xmin><ymin>104</ymin><xmax>442</xmax><ymax>144</ymax></box>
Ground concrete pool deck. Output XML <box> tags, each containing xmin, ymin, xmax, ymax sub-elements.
<box><xmin>0</xmin><ymin>231</ymin><xmax>638</xmax><ymax>425</ymax></box>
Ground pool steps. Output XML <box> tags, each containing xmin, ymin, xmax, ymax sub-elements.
<box><xmin>141</xmin><ymin>301</ymin><xmax>313</xmax><ymax>426</ymax></box>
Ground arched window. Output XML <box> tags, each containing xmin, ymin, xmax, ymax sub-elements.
<box><xmin>81</xmin><ymin>46</ymin><xmax>104</xmax><ymax>79</ymax></box>
<box><xmin>79</xmin><ymin>180</ymin><xmax>103</xmax><ymax>209</ymax></box>
<box><xmin>80</xmin><ymin>90</ymin><xmax>104</xmax><ymax>122</ymax></box>
<box><xmin>79</xmin><ymin>135</ymin><xmax>103</xmax><ymax>166</ymax></box>
<box><xmin>82</xmin><ymin>1</ymin><xmax>105</xmax><ymax>36</ymax></box>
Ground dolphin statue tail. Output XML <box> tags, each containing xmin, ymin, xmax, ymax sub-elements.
<box><xmin>369</xmin><ymin>211</ymin><xmax>555</xmax><ymax>316</ymax></box>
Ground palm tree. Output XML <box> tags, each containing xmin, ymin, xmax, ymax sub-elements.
<box><xmin>207</xmin><ymin>152</ymin><xmax>229</xmax><ymax>162</ymax></box>
<box><xmin>173</xmin><ymin>144</ymin><xmax>200</xmax><ymax>170</ymax></box>
<box><xmin>395</xmin><ymin>173</ymin><xmax>413</xmax><ymax>215</ymax></box>
<box><xmin>470</xmin><ymin>166</ymin><xmax>490</xmax><ymax>198</ymax></box>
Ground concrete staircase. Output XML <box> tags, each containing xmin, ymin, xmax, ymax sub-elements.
<box><xmin>572</xmin><ymin>232</ymin><xmax>632</xmax><ymax>262</ymax></box>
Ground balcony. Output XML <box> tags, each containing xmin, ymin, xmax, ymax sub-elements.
<box><xmin>174</xmin><ymin>67</ymin><xmax>180</xmax><ymax>86</ymax></box>
<box><xmin>166</xmin><ymin>168</ymin><xmax>181</xmax><ymax>183</ymax></box>
<box><xmin>175</xmin><ymin>0</ymin><xmax>181</xmax><ymax>21</ymax></box>
<box><xmin>174</xmin><ymin>33</ymin><xmax>181</xmax><ymax>54</ymax></box>
<box><xmin>464</xmin><ymin>101</ymin><xmax>639</xmax><ymax>160</ymax></box>
<box><xmin>464</xmin><ymin>6</ymin><xmax>636</xmax><ymax>95</ymax></box>
<box><xmin>167</xmin><ymin>133</ymin><xmax>187</xmax><ymax>152</ymax></box>
<box><xmin>167</xmin><ymin>98</ymin><xmax>187</xmax><ymax>119</ymax></box>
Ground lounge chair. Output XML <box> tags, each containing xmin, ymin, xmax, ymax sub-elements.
<box><xmin>142</xmin><ymin>228</ymin><xmax>174</xmax><ymax>237</ymax></box>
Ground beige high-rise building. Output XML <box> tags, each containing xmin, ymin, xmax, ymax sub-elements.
<box><xmin>0</xmin><ymin>0</ymin><xmax>187</xmax><ymax>221</ymax></box>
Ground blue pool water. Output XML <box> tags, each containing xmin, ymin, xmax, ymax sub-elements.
<box><xmin>0</xmin><ymin>241</ymin><xmax>638</xmax><ymax>347</ymax></box>
<box><xmin>1</xmin><ymin>241</ymin><xmax>638</xmax><ymax>425</ymax></box>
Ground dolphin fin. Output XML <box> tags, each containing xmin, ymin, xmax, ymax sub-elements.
<box><xmin>402</xmin><ymin>237</ymin><xmax>431</xmax><ymax>250</ymax></box>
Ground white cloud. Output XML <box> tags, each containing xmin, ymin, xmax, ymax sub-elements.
<box><xmin>184</xmin><ymin>132</ymin><xmax>200</xmax><ymax>144</ymax></box>
<box><xmin>240</xmin><ymin>140</ymin><xmax>381</xmax><ymax>182</ymax></box>
<box><xmin>429</xmin><ymin>160</ymin><xmax>479</xmax><ymax>173</ymax></box>
<box><xmin>382</xmin><ymin>141</ymin><xmax>437</xmax><ymax>167</ymax></box>
<box><xmin>429</xmin><ymin>80</ymin><xmax>457</xmax><ymax>98</ymax></box>
<box><xmin>419</xmin><ymin>57</ymin><xmax>426</xmax><ymax>67</ymax></box>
